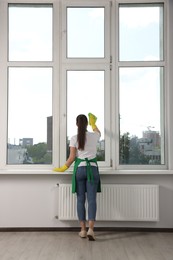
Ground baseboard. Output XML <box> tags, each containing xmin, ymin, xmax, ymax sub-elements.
<box><xmin>0</xmin><ymin>227</ymin><xmax>173</xmax><ymax>232</ymax></box>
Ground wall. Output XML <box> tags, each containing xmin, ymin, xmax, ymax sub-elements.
<box><xmin>0</xmin><ymin>173</ymin><xmax>173</xmax><ymax>229</ymax></box>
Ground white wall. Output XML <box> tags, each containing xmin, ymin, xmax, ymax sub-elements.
<box><xmin>0</xmin><ymin>0</ymin><xmax>173</xmax><ymax>229</ymax></box>
<box><xmin>0</xmin><ymin>174</ymin><xmax>173</xmax><ymax>228</ymax></box>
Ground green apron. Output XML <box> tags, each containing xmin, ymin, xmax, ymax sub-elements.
<box><xmin>72</xmin><ymin>157</ymin><xmax>101</xmax><ymax>193</ymax></box>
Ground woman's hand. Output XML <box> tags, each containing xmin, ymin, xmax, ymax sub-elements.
<box><xmin>88</xmin><ymin>113</ymin><xmax>97</xmax><ymax>130</ymax></box>
<box><xmin>53</xmin><ymin>164</ymin><xmax>68</xmax><ymax>172</ymax></box>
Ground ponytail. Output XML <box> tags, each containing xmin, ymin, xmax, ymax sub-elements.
<box><xmin>76</xmin><ymin>114</ymin><xmax>88</xmax><ymax>150</ymax></box>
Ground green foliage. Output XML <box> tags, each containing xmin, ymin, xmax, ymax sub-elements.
<box><xmin>96</xmin><ymin>150</ymin><xmax>105</xmax><ymax>161</ymax></box>
<box><xmin>119</xmin><ymin>133</ymin><xmax>150</xmax><ymax>164</ymax></box>
<box><xmin>119</xmin><ymin>132</ymin><xmax>130</xmax><ymax>164</ymax></box>
<box><xmin>27</xmin><ymin>143</ymin><xmax>52</xmax><ymax>164</ymax></box>
<box><xmin>129</xmin><ymin>136</ymin><xmax>149</xmax><ymax>164</ymax></box>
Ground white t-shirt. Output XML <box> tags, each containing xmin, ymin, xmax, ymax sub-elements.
<box><xmin>69</xmin><ymin>131</ymin><xmax>101</xmax><ymax>166</ymax></box>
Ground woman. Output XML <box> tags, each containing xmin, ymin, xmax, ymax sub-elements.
<box><xmin>53</xmin><ymin>113</ymin><xmax>101</xmax><ymax>241</ymax></box>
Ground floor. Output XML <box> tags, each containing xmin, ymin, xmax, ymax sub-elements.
<box><xmin>0</xmin><ymin>231</ymin><xmax>173</xmax><ymax>260</ymax></box>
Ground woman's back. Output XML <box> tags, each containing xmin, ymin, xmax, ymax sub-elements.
<box><xmin>70</xmin><ymin>131</ymin><xmax>100</xmax><ymax>160</ymax></box>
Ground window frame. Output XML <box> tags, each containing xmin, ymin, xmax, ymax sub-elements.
<box><xmin>0</xmin><ymin>0</ymin><xmax>60</xmax><ymax>172</ymax></box>
<box><xmin>113</xmin><ymin>0</ymin><xmax>168</xmax><ymax>170</ymax></box>
<box><xmin>60</xmin><ymin>0</ymin><xmax>112</xmax><ymax>168</ymax></box>
<box><xmin>0</xmin><ymin>0</ymin><xmax>170</xmax><ymax>174</ymax></box>
<box><xmin>60</xmin><ymin>64</ymin><xmax>111</xmax><ymax>168</ymax></box>
<box><xmin>61</xmin><ymin>0</ymin><xmax>111</xmax><ymax>64</ymax></box>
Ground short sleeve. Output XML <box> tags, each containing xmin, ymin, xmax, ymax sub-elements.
<box><xmin>69</xmin><ymin>135</ymin><xmax>77</xmax><ymax>148</ymax></box>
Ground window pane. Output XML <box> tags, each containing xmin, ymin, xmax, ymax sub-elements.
<box><xmin>67</xmin><ymin>7</ymin><xmax>104</xmax><ymax>58</ymax></box>
<box><xmin>67</xmin><ymin>71</ymin><xmax>105</xmax><ymax>161</ymax></box>
<box><xmin>7</xmin><ymin>68</ymin><xmax>52</xmax><ymax>164</ymax></box>
<box><xmin>119</xmin><ymin>67</ymin><xmax>164</xmax><ymax>165</ymax></box>
<box><xmin>119</xmin><ymin>4</ymin><xmax>163</xmax><ymax>61</ymax></box>
<box><xmin>9</xmin><ymin>4</ymin><xmax>52</xmax><ymax>61</ymax></box>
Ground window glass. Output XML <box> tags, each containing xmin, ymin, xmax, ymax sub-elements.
<box><xmin>119</xmin><ymin>67</ymin><xmax>164</xmax><ymax>165</ymax></box>
<box><xmin>119</xmin><ymin>4</ymin><xmax>163</xmax><ymax>61</ymax></box>
<box><xmin>67</xmin><ymin>71</ymin><xmax>105</xmax><ymax>161</ymax></box>
<box><xmin>9</xmin><ymin>4</ymin><xmax>52</xmax><ymax>61</ymax></box>
<box><xmin>7</xmin><ymin>68</ymin><xmax>52</xmax><ymax>164</ymax></box>
<box><xmin>67</xmin><ymin>7</ymin><xmax>104</xmax><ymax>58</ymax></box>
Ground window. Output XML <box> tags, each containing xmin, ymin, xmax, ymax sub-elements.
<box><xmin>0</xmin><ymin>0</ymin><xmax>168</xmax><ymax>172</ymax></box>
<box><xmin>7</xmin><ymin>68</ymin><xmax>52</xmax><ymax>164</ymax></box>
<box><xmin>62</xmin><ymin>1</ymin><xmax>111</xmax><ymax>167</ymax></box>
<box><xmin>119</xmin><ymin>67</ymin><xmax>164</xmax><ymax>165</ymax></box>
<box><xmin>7</xmin><ymin>4</ymin><xmax>53</xmax><ymax>165</ymax></box>
<box><xmin>9</xmin><ymin>4</ymin><xmax>52</xmax><ymax>61</ymax></box>
<box><xmin>118</xmin><ymin>3</ymin><xmax>165</xmax><ymax>166</ymax></box>
<box><xmin>67</xmin><ymin>7</ymin><xmax>104</xmax><ymax>58</ymax></box>
<box><xmin>119</xmin><ymin>4</ymin><xmax>163</xmax><ymax>61</ymax></box>
<box><xmin>67</xmin><ymin>70</ymin><xmax>105</xmax><ymax>161</ymax></box>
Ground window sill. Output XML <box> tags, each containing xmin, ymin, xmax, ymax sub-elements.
<box><xmin>0</xmin><ymin>168</ymin><xmax>173</xmax><ymax>175</ymax></box>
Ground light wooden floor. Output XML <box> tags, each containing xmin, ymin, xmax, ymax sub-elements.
<box><xmin>0</xmin><ymin>231</ymin><xmax>173</xmax><ymax>260</ymax></box>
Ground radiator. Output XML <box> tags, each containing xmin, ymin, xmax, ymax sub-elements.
<box><xmin>57</xmin><ymin>184</ymin><xmax>159</xmax><ymax>221</ymax></box>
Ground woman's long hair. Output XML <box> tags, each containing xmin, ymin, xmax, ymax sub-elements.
<box><xmin>76</xmin><ymin>114</ymin><xmax>88</xmax><ymax>150</ymax></box>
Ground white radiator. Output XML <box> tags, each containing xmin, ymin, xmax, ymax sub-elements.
<box><xmin>57</xmin><ymin>184</ymin><xmax>159</xmax><ymax>221</ymax></box>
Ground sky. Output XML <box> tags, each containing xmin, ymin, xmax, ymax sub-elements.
<box><xmin>7</xmin><ymin>4</ymin><xmax>163</xmax><ymax>145</ymax></box>
<box><xmin>67</xmin><ymin>70</ymin><xmax>104</xmax><ymax>138</ymax></box>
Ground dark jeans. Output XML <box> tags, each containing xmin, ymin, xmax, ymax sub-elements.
<box><xmin>76</xmin><ymin>166</ymin><xmax>100</xmax><ymax>221</ymax></box>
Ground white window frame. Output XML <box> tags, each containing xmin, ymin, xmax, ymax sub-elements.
<box><xmin>0</xmin><ymin>0</ymin><xmax>60</xmax><ymax>173</ymax></box>
<box><xmin>60</xmin><ymin>0</ymin><xmax>112</xmax><ymax>168</ymax></box>
<box><xmin>112</xmin><ymin>0</ymin><xmax>168</xmax><ymax>170</ymax></box>
<box><xmin>0</xmin><ymin>0</ymin><xmax>171</xmax><ymax>174</ymax></box>
<box><xmin>61</xmin><ymin>0</ymin><xmax>111</xmax><ymax>64</ymax></box>
<box><xmin>60</xmin><ymin>64</ymin><xmax>111</xmax><ymax>168</ymax></box>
